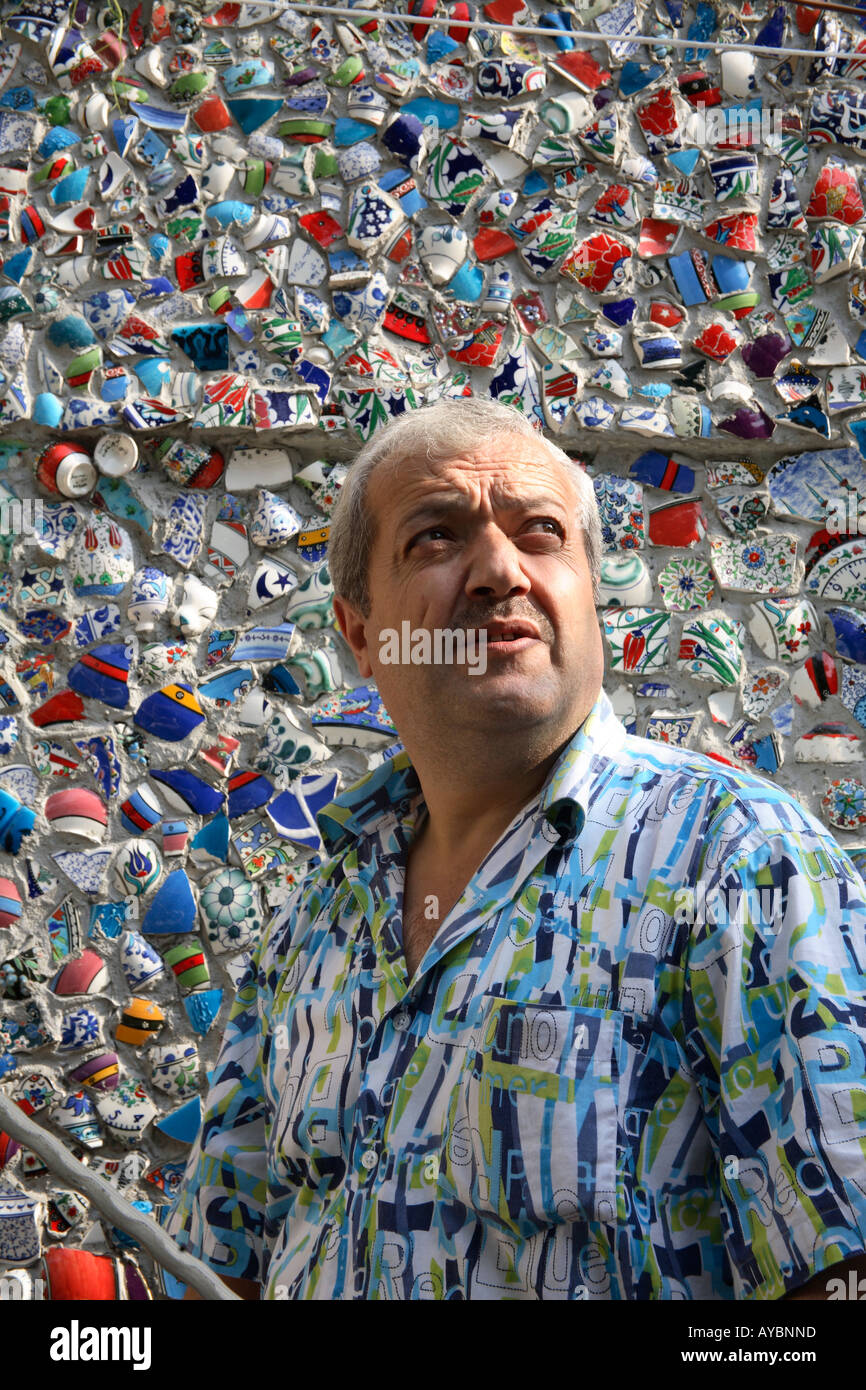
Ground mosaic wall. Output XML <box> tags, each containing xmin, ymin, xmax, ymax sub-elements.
<box><xmin>2</xmin><ymin>0</ymin><xmax>866</xmax><ymax>1297</ymax></box>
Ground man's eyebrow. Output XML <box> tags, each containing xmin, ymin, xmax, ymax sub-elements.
<box><xmin>395</xmin><ymin>493</ymin><xmax>570</xmax><ymax>535</ymax></box>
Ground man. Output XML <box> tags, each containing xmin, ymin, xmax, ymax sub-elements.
<box><xmin>168</xmin><ymin>398</ymin><xmax>866</xmax><ymax>1300</ymax></box>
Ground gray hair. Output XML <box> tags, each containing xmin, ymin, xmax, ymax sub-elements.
<box><xmin>327</xmin><ymin>399</ymin><xmax>602</xmax><ymax>616</ymax></box>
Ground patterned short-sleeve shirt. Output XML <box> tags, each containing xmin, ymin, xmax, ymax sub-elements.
<box><xmin>165</xmin><ymin>687</ymin><xmax>866</xmax><ymax>1299</ymax></box>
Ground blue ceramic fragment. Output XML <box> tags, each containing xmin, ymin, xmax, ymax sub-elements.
<box><xmin>139</xmin><ymin>276</ymin><xmax>174</xmax><ymax>300</ymax></box>
<box><xmin>0</xmin><ymin>788</ymin><xmax>35</xmax><ymax>854</ymax></box>
<box><xmin>33</xmin><ymin>393</ymin><xmax>63</xmax><ymax>426</ymax></box>
<box><xmin>261</xmin><ymin>664</ymin><xmax>302</xmax><ymax>696</ymax></box>
<box><xmin>602</xmin><ymin>297</ymin><xmax>636</xmax><ymax>327</ymax></box>
<box><xmin>381</xmin><ymin>111</ymin><xmax>427</xmax><ymax>163</ymax></box>
<box><xmin>155</xmin><ymin>1096</ymin><xmax>202</xmax><ymax>1143</ymax></box>
<box><xmin>133</xmin><ymin>684</ymin><xmax>205</xmax><ymax>742</ymax></box>
<box><xmin>49</xmin><ymin>167</ymin><xmax>89</xmax><ymax>205</ymax></box>
<box><xmin>828</xmin><ymin>607</ymin><xmax>866</xmax><ymax>665</ymax></box>
<box><xmin>776</xmin><ymin>397</ymin><xmax>830</xmax><ymax>439</ymax></box>
<box><xmin>171</xmin><ymin>323</ymin><xmax>229</xmax><ymax>371</ymax></box>
<box><xmin>629</xmin><ymin>450</ymin><xmax>696</xmax><ymax>493</ymax></box>
<box><xmin>140</xmin><ymin>868</ymin><xmax>196</xmax><ymax>935</ymax></box>
<box><xmin>48</xmin><ymin>314</ymin><xmax>95</xmax><ymax>350</ymax></box>
<box><xmin>378</xmin><ymin>166</ymin><xmax>426</xmax><ymax>216</ymax></box>
<box><xmin>403</xmin><ymin>97</ymin><xmax>460</xmax><ymax>129</ymax></box>
<box><xmin>129</xmin><ymin>100</ymin><xmax>187</xmax><ymax>132</ymax></box>
<box><xmin>112</xmin><ymin>115</ymin><xmax>137</xmax><ymax>155</ymax></box>
<box><xmin>755</xmin><ymin>4</ymin><xmax>785</xmax><ymax>47</ymax></box>
<box><xmin>1</xmin><ymin>86</ymin><xmax>35</xmax><ymax>110</ymax></box>
<box><xmin>667</xmin><ymin>149</ymin><xmax>700</xmax><ymax>177</ymax></box>
<box><xmin>668</xmin><ymin>250</ymin><xmax>707</xmax><ymax>306</ymax></box>
<box><xmin>226</xmin><ymin>98</ymin><xmax>284</xmax><ymax>134</ymax></box>
<box><xmin>183</xmin><ymin>989</ymin><xmax>223</xmax><ymax>1036</ymax></box>
<box><xmin>120</xmin><ymin>786</ymin><xmax>162</xmax><ymax>835</ymax></box>
<box><xmin>2</xmin><ymin>247</ymin><xmax>32</xmax><ymax>282</ymax></box>
<box><xmin>848</xmin><ymin>417</ymin><xmax>866</xmax><ymax>460</ymax></box>
<box><xmin>335</xmin><ymin>117</ymin><xmax>375</xmax><ymax>146</ymax></box>
<box><xmin>539</xmin><ymin>9</ymin><xmax>574</xmax><ymax>49</ymax></box>
<box><xmin>190</xmin><ymin>813</ymin><xmax>230</xmax><ymax>863</ymax></box>
<box><xmin>207</xmin><ymin>200</ymin><xmax>255</xmax><ymax>228</ymax></box>
<box><xmin>133</xmin><ymin>358</ymin><xmax>172</xmax><ymax>394</ymax></box>
<box><xmin>38</xmin><ymin>126</ymin><xmax>80</xmax><ymax>159</ymax></box>
<box><xmin>712</xmin><ymin>255</ymin><xmax>750</xmax><ymax>295</ymax></box>
<box><xmin>149</xmin><ymin>768</ymin><xmax>225</xmax><ymax>816</ymax></box>
<box><xmin>522</xmin><ymin>171</ymin><xmax>548</xmax><ymax>196</ymax></box>
<box><xmin>619</xmin><ymin>61</ymin><xmax>664</xmax><ymax>95</ymax></box>
<box><xmin>67</xmin><ymin>643</ymin><xmax>131</xmax><ymax>709</ymax></box>
<box><xmin>427</xmin><ymin>31</ymin><xmax>459</xmax><ymax>61</ymax></box>
<box><xmin>227</xmin><ymin>769</ymin><xmax>274</xmax><ymax>818</ymax></box>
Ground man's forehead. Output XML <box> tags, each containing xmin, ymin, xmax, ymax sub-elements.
<box><xmin>371</xmin><ymin>436</ymin><xmax>574</xmax><ymax>508</ymax></box>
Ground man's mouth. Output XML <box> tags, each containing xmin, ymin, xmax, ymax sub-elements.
<box><xmin>481</xmin><ymin>620</ymin><xmax>541</xmax><ymax>653</ymax></box>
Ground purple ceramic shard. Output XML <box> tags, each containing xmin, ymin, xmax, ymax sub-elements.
<box><xmin>717</xmin><ymin>406</ymin><xmax>776</xmax><ymax>440</ymax></box>
<box><xmin>740</xmin><ymin>332</ymin><xmax>792</xmax><ymax>379</ymax></box>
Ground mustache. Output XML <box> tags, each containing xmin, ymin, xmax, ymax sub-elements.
<box><xmin>447</xmin><ymin>604</ymin><xmax>554</xmax><ymax>640</ymax></box>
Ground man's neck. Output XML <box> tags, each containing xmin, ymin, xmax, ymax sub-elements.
<box><xmin>405</xmin><ymin>722</ymin><xmax>581</xmax><ymax>870</ymax></box>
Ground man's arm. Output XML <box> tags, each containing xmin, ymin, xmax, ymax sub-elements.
<box><xmin>183</xmin><ymin>1274</ymin><xmax>260</xmax><ymax>1301</ymax></box>
<box><xmin>683</xmin><ymin>810</ymin><xmax>866</xmax><ymax>1301</ymax></box>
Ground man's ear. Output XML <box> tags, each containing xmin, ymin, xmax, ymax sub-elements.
<box><xmin>333</xmin><ymin>596</ymin><xmax>374</xmax><ymax>679</ymax></box>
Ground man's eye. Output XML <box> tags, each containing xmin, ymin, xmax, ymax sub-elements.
<box><xmin>409</xmin><ymin>528</ymin><xmax>448</xmax><ymax>549</ymax></box>
<box><xmin>525</xmin><ymin>519</ymin><xmax>564</xmax><ymax>536</ymax></box>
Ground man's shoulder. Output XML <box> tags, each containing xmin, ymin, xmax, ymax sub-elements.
<box><xmin>604</xmin><ymin>728</ymin><xmax>840</xmax><ymax>858</ymax></box>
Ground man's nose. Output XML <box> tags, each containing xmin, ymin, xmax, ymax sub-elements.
<box><xmin>463</xmin><ymin>525</ymin><xmax>531</xmax><ymax>598</ymax></box>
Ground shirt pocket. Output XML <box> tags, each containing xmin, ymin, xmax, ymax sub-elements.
<box><xmin>438</xmin><ymin>996</ymin><xmax>622</xmax><ymax>1236</ymax></box>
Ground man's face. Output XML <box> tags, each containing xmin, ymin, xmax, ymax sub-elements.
<box><xmin>333</xmin><ymin>433</ymin><xmax>605</xmax><ymax>745</ymax></box>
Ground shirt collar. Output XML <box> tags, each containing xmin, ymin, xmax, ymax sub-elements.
<box><xmin>315</xmin><ymin>686</ymin><xmax>627</xmax><ymax>854</ymax></box>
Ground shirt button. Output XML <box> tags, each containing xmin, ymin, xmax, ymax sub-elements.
<box><xmin>360</xmin><ymin>1149</ymin><xmax>378</xmax><ymax>1171</ymax></box>
<box><xmin>393</xmin><ymin>1010</ymin><xmax>411</xmax><ymax>1031</ymax></box>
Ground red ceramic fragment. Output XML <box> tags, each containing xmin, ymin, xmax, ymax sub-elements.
<box><xmin>448</xmin><ymin>1</ymin><xmax>472</xmax><ymax>40</ymax></box>
<box><xmin>649</xmin><ymin>299</ymin><xmax>684</xmax><ymax>328</ymax></box>
<box><xmin>204</xmin><ymin>1</ymin><xmax>241</xmax><ymax>23</ymax></box>
<box><xmin>193</xmin><ymin>95</ymin><xmax>231</xmax><ymax>132</ymax></box>
<box><xmin>551</xmin><ymin>50</ymin><xmax>611</xmax><ymax>92</ymax></box>
<box><xmin>299</xmin><ymin>210</ymin><xmax>344</xmax><ymax>247</ymax></box>
<box><xmin>648</xmin><ymin>500</ymin><xmax>707</xmax><ymax>547</ymax></box>
<box><xmin>806</xmin><ymin>163</ymin><xmax>865</xmax><ymax>226</ymax></box>
<box><xmin>383</xmin><ymin>303</ymin><xmax>430</xmax><ymax>343</ymax></box>
<box><xmin>638</xmin><ymin>217</ymin><xmax>679</xmax><ymax>258</ymax></box>
<box><xmin>637</xmin><ymin>87</ymin><xmax>679</xmax><ymax>140</ymax></box>
<box><xmin>473</xmin><ymin>227</ymin><xmax>517</xmax><ymax>262</ymax></box>
<box><xmin>561</xmin><ymin>233</ymin><xmax>632</xmax><ymax>294</ymax></box>
<box><xmin>795</xmin><ymin>5</ymin><xmax>821</xmax><ymax>33</ymax></box>
<box><xmin>693</xmin><ymin>322</ymin><xmax>739</xmax><ymax>362</ymax></box>
<box><xmin>701</xmin><ymin>212</ymin><xmax>759</xmax><ymax>251</ymax></box>
<box><xmin>384</xmin><ymin>226</ymin><xmax>413</xmax><ymax>262</ymax></box>
<box><xmin>448</xmin><ymin>319</ymin><xmax>505</xmax><ymax>367</ymax></box>
<box><xmin>677</xmin><ymin>70</ymin><xmax>721</xmax><ymax>107</ymax></box>
<box><xmin>151</xmin><ymin>2</ymin><xmax>171</xmax><ymax>39</ymax></box>
<box><xmin>483</xmin><ymin>0</ymin><xmax>527</xmax><ymax>23</ymax></box>
<box><xmin>409</xmin><ymin>0</ymin><xmax>436</xmax><ymax>40</ymax></box>
<box><xmin>30</xmin><ymin>689</ymin><xmax>86</xmax><ymax>727</ymax></box>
